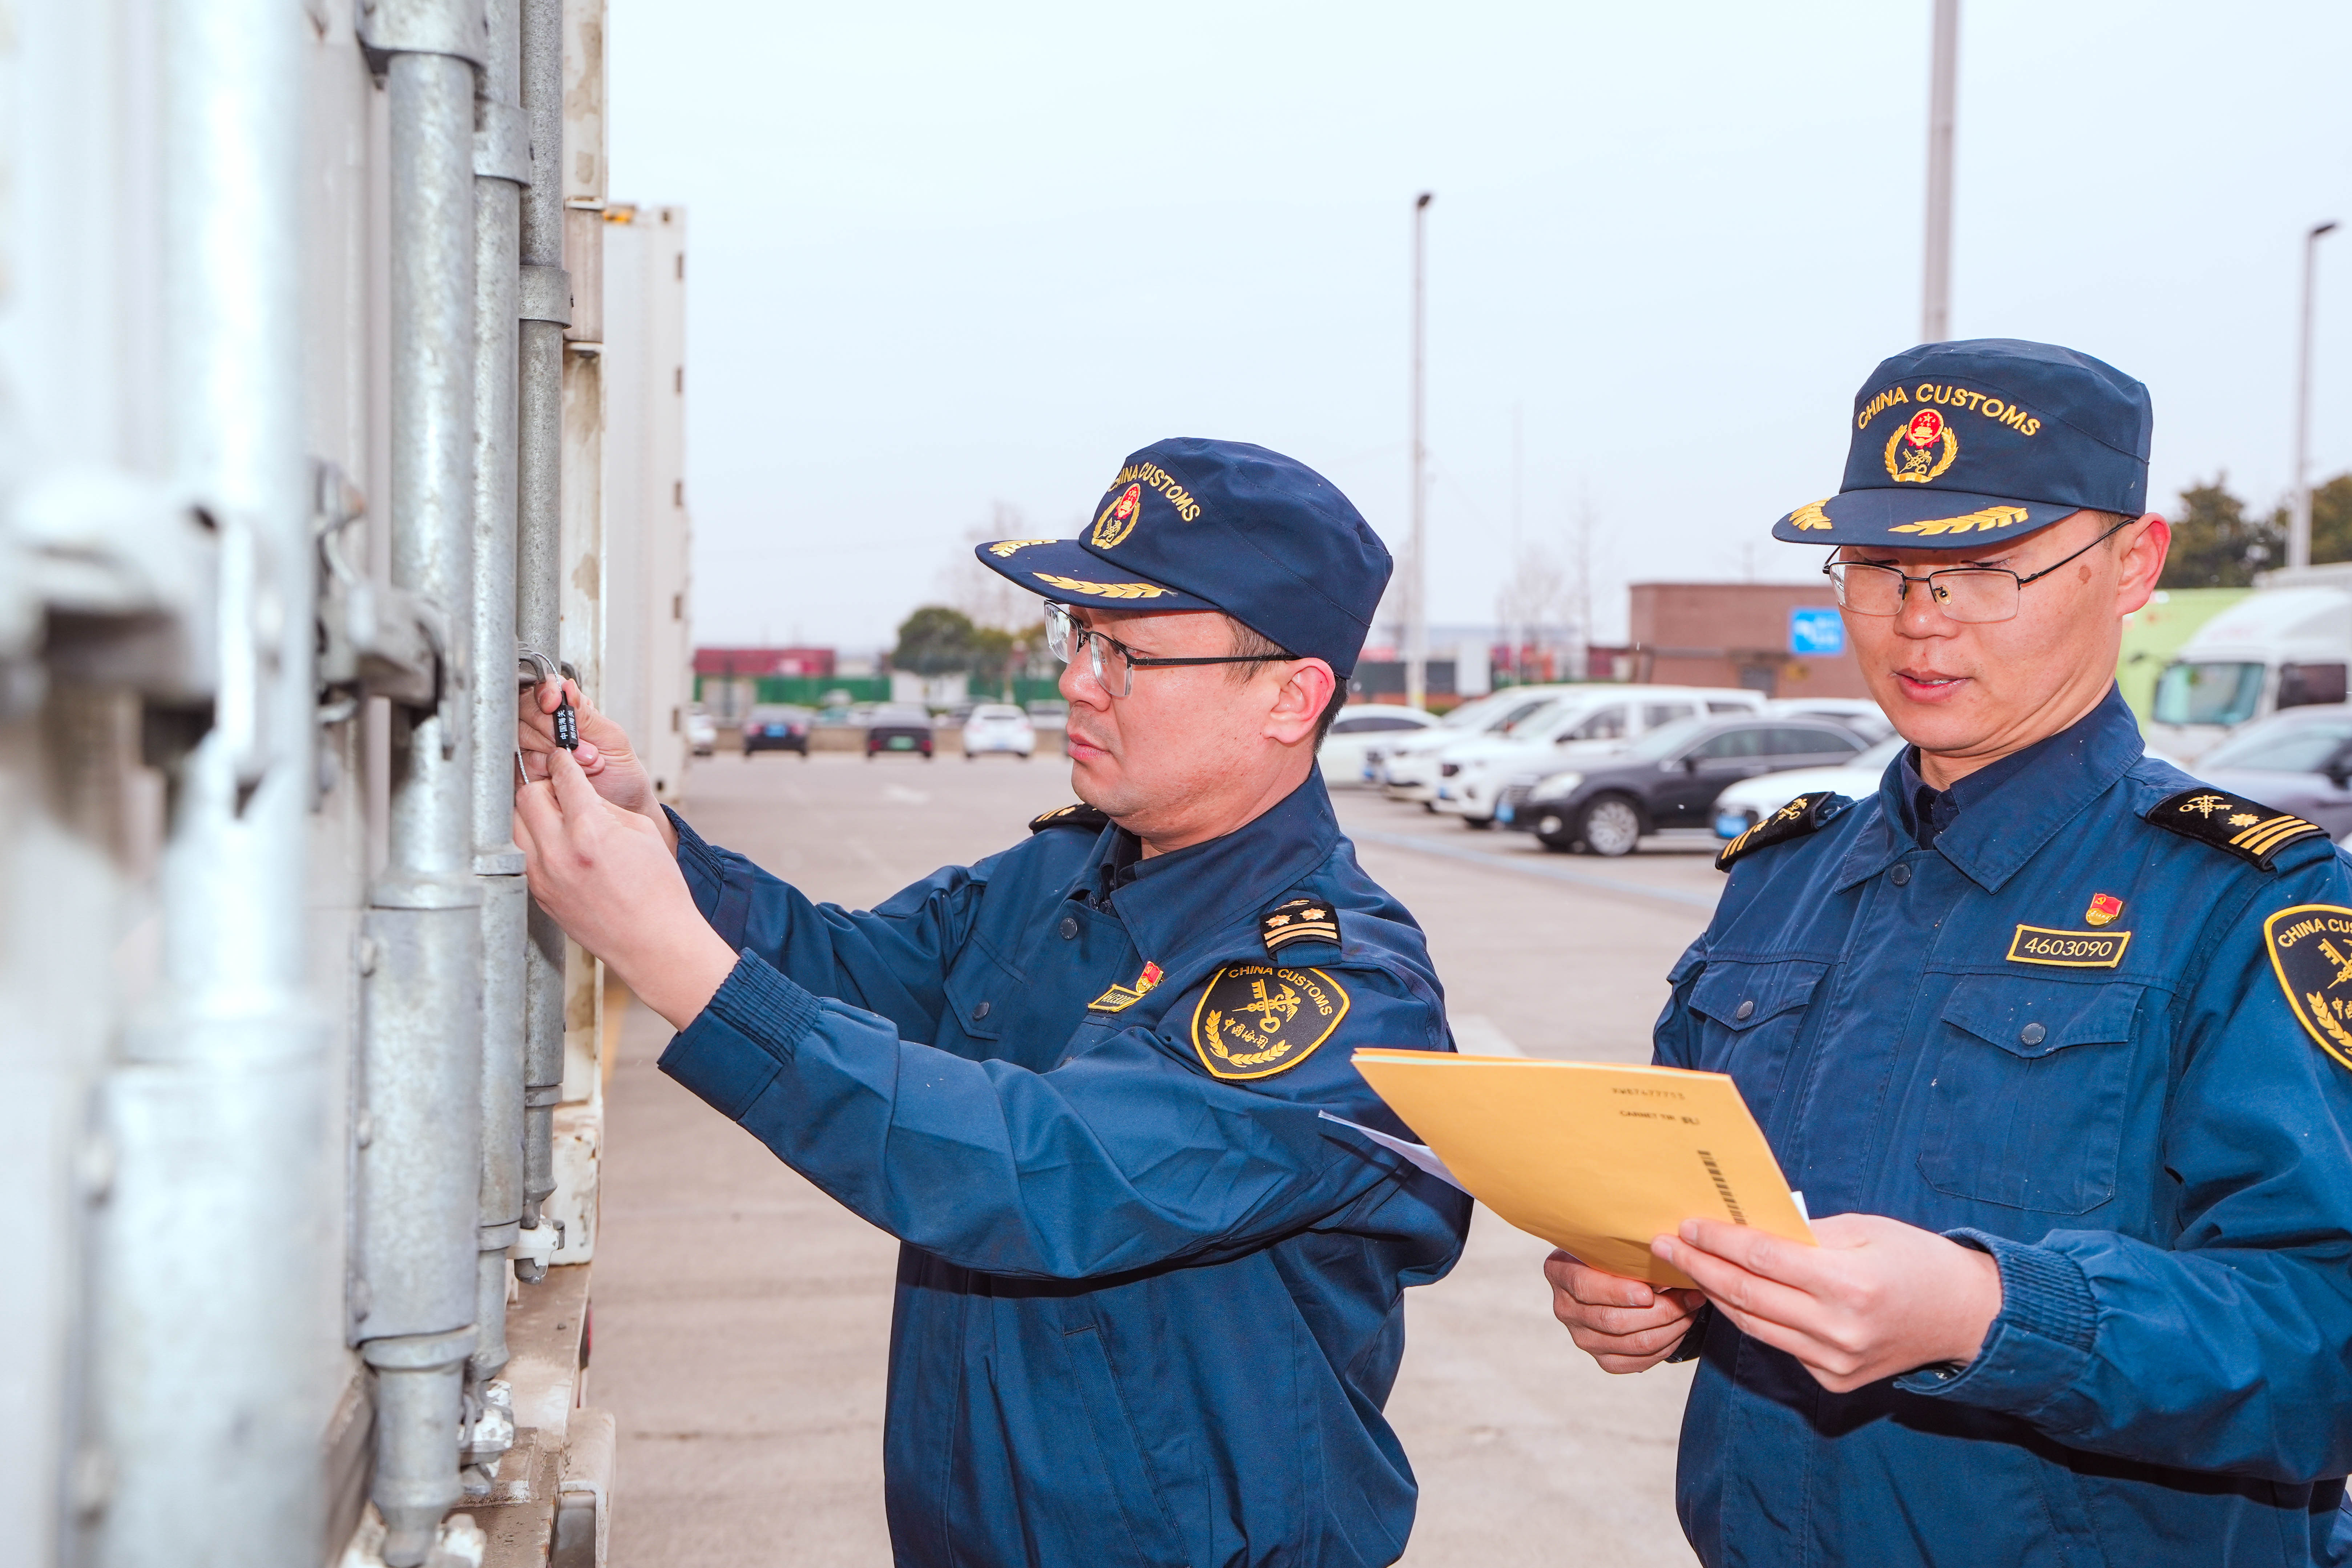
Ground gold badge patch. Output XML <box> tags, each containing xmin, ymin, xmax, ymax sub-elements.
<box><xmin>1091</xmin><ymin>483</ymin><xmax>1144</xmax><ymax>549</ymax></box>
<box><xmin>2264</xmin><ymin>904</ymin><xmax>2352</xmax><ymax>1070</ymax></box>
<box><xmin>1088</xmin><ymin>961</ymin><xmax>1164</xmax><ymax>1014</ymax></box>
<box><xmin>1885</xmin><ymin>407</ymin><xmax>1958</xmax><ymax>484</ymax></box>
<box><xmin>2006</xmin><ymin>924</ymin><xmax>2131</xmax><ymax>968</ymax></box>
<box><xmin>1190</xmin><ymin>963</ymin><xmax>1350</xmax><ymax>1081</ymax></box>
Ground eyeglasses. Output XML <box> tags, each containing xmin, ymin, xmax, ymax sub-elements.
<box><xmin>1042</xmin><ymin>602</ymin><xmax>1298</xmax><ymax>698</ymax></box>
<box><xmin>1823</xmin><ymin>516</ymin><xmax>2136</xmax><ymax>624</ymax></box>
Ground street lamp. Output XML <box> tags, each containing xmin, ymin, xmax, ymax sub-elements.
<box><xmin>2291</xmin><ymin>219</ymin><xmax>2339</xmax><ymax>571</ymax></box>
<box><xmin>1407</xmin><ymin>192</ymin><xmax>1432</xmax><ymax>712</ymax></box>
<box><xmin>1920</xmin><ymin>0</ymin><xmax>1958</xmax><ymax>343</ymax></box>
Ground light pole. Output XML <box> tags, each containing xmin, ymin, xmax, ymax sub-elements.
<box><xmin>1407</xmin><ymin>191</ymin><xmax>1432</xmax><ymax>711</ymax></box>
<box><xmin>1920</xmin><ymin>0</ymin><xmax>1958</xmax><ymax>343</ymax></box>
<box><xmin>2292</xmin><ymin>219</ymin><xmax>2339</xmax><ymax>570</ymax></box>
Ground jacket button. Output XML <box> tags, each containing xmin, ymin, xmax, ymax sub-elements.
<box><xmin>1734</xmin><ymin>999</ymin><xmax>1756</xmax><ymax>1020</ymax></box>
<box><xmin>2020</xmin><ymin>1023</ymin><xmax>2046</xmax><ymax>1045</ymax></box>
<box><xmin>1058</xmin><ymin>916</ymin><xmax>1079</xmax><ymax>940</ymax></box>
<box><xmin>1889</xmin><ymin>863</ymin><xmax>1913</xmax><ymax>886</ymax></box>
<box><xmin>971</xmin><ymin>1001</ymin><xmax>991</xmax><ymax>1021</ymax></box>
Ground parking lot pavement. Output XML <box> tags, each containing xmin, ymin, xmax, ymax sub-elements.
<box><xmin>597</xmin><ymin>754</ymin><xmax>1706</xmax><ymax>1566</ymax></box>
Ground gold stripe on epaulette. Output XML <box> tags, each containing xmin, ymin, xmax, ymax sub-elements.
<box><xmin>2234</xmin><ymin>815</ymin><xmax>2320</xmax><ymax>857</ymax></box>
<box><xmin>1265</xmin><ymin>924</ymin><xmax>1339</xmax><ymax>947</ymax></box>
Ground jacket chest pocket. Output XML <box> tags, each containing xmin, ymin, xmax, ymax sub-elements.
<box><xmin>1918</xmin><ymin>975</ymin><xmax>2143</xmax><ymax>1215</ymax></box>
<box><xmin>1687</xmin><ymin>959</ymin><xmax>1828</xmax><ymax>1133</ymax></box>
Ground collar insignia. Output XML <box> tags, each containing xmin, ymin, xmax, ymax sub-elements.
<box><xmin>2085</xmin><ymin>892</ymin><xmax>2123</xmax><ymax>927</ymax></box>
<box><xmin>2264</xmin><ymin>905</ymin><xmax>2352</xmax><ymax>1072</ymax></box>
<box><xmin>1715</xmin><ymin>791</ymin><xmax>1850</xmax><ymax>872</ymax></box>
<box><xmin>1088</xmin><ymin>960</ymin><xmax>1164</xmax><ymax>1013</ymax></box>
<box><xmin>1261</xmin><ymin>896</ymin><xmax>1342</xmax><ymax>955</ymax></box>
<box><xmin>1191</xmin><ymin>963</ymin><xmax>1349</xmax><ymax>1081</ymax></box>
<box><xmin>2147</xmin><ymin>787</ymin><xmax>2324</xmax><ymax>870</ymax></box>
<box><xmin>1028</xmin><ymin>801</ymin><xmax>1110</xmax><ymax>834</ymax></box>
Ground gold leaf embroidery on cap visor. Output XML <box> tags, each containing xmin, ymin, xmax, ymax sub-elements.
<box><xmin>1891</xmin><ymin>505</ymin><xmax>2032</xmax><ymax>537</ymax></box>
<box><xmin>985</xmin><ymin>539</ymin><xmax>1054</xmax><ymax>558</ymax></box>
<box><xmin>1787</xmin><ymin>498</ymin><xmax>1834</xmax><ymax>532</ymax></box>
<box><xmin>1030</xmin><ymin>572</ymin><xmax>1172</xmax><ymax>600</ymax></box>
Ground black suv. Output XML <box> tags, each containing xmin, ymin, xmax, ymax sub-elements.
<box><xmin>1499</xmin><ymin>716</ymin><xmax>1867</xmax><ymax>855</ymax></box>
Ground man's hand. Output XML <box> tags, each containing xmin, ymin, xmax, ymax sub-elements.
<box><xmin>1652</xmin><ymin>1213</ymin><xmax>2004</xmax><ymax>1394</ymax></box>
<box><xmin>519</xmin><ymin>676</ymin><xmax>670</xmax><ymax>845</ymax></box>
<box><xmin>515</xmin><ymin>743</ymin><xmax>737</xmax><ymax>1030</ymax></box>
<box><xmin>1544</xmin><ymin>1250</ymin><xmax>1708</xmax><ymax>1374</ymax></box>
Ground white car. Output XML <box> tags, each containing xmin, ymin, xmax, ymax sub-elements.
<box><xmin>1708</xmin><ymin>733</ymin><xmax>1906</xmax><ymax>839</ymax></box>
<box><xmin>1376</xmin><ymin>687</ymin><xmax>1581</xmax><ymax>802</ymax></box>
<box><xmin>1434</xmin><ymin>686</ymin><xmax>1767</xmax><ymax>827</ymax></box>
<box><xmin>961</xmin><ymin>702</ymin><xmax>1035</xmax><ymax>759</ymax></box>
<box><xmin>1318</xmin><ymin>705</ymin><xmax>1442</xmax><ymax>784</ymax></box>
<box><xmin>686</xmin><ymin>703</ymin><xmax>718</xmax><ymax>756</ymax></box>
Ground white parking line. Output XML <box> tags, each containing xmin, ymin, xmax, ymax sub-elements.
<box><xmin>1346</xmin><ymin>828</ymin><xmax>1723</xmax><ymax>911</ymax></box>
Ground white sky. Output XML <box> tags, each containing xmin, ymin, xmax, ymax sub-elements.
<box><xmin>608</xmin><ymin>1</ymin><xmax>2352</xmax><ymax>650</ymax></box>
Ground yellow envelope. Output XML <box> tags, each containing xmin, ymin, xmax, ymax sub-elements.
<box><xmin>1350</xmin><ymin>1051</ymin><xmax>1813</xmax><ymax>1288</ymax></box>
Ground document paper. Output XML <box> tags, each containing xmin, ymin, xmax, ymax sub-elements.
<box><xmin>1350</xmin><ymin>1051</ymin><xmax>1814</xmax><ymax>1288</ymax></box>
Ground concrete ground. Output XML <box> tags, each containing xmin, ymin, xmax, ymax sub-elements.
<box><xmin>595</xmin><ymin>753</ymin><xmax>1716</xmax><ymax>1565</ymax></box>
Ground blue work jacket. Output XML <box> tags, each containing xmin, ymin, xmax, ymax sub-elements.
<box><xmin>656</xmin><ymin>770</ymin><xmax>1470</xmax><ymax>1568</ymax></box>
<box><xmin>1660</xmin><ymin>687</ymin><xmax>2352</xmax><ymax>1567</ymax></box>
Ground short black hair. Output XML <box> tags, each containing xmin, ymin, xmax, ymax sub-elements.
<box><xmin>1225</xmin><ymin>616</ymin><xmax>1349</xmax><ymax>746</ymax></box>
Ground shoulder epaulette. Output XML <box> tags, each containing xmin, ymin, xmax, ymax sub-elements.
<box><xmin>1714</xmin><ymin>791</ymin><xmax>1850</xmax><ymax>872</ymax></box>
<box><xmin>1260</xmin><ymin>895</ymin><xmax>1342</xmax><ymax>956</ymax></box>
<box><xmin>1028</xmin><ymin>802</ymin><xmax>1109</xmax><ymax>835</ymax></box>
<box><xmin>2147</xmin><ymin>787</ymin><xmax>2326</xmax><ymax>871</ymax></box>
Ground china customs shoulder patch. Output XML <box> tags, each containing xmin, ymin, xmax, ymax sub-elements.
<box><xmin>2148</xmin><ymin>788</ymin><xmax>2324</xmax><ymax>871</ymax></box>
<box><xmin>1190</xmin><ymin>963</ymin><xmax>1350</xmax><ymax>1081</ymax></box>
<box><xmin>1715</xmin><ymin>791</ymin><xmax>1849</xmax><ymax>872</ymax></box>
<box><xmin>1260</xmin><ymin>896</ymin><xmax>1341</xmax><ymax>956</ymax></box>
<box><xmin>2263</xmin><ymin>904</ymin><xmax>2352</xmax><ymax>1071</ymax></box>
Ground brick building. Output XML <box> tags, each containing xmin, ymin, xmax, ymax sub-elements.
<box><xmin>1626</xmin><ymin>583</ymin><xmax>1867</xmax><ymax>698</ymax></box>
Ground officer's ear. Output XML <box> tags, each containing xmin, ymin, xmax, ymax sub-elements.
<box><xmin>1263</xmin><ymin>658</ymin><xmax>1337</xmax><ymax>747</ymax></box>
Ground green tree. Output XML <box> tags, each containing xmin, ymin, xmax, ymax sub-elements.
<box><xmin>2308</xmin><ymin>472</ymin><xmax>2352</xmax><ymax>564</ymax></box>
<box><xmin>892</xmin><ymin>605</ymin><xmax>979</xmax><ymax>676</ymax></box>
<box><xmin>2159</xmin><ymin>474</ymin><xmax>2280</xmax><ymax>588</ymax></box>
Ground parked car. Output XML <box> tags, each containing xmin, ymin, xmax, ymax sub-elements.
<box><xmin>864</xmin><ymin>704</ymin><xmax>936</xmax><ymax>759</ymax></box>
<box><xmin>1436</xmin><ymin>686</ymin><xmax>1768</xmax><ymax>827</ymax></box>
<box><xmin>1319</xmin><ymin>705</ymin><xmax>1442</xmax><ymax>785</ymax></box>
<box><xmin>1501</xmin><ymin>715</ymin><xmax>1871</xmax><ymax>855</ymax></box>
<box><xmin>1025</xmin><ymin>699</ymin><xmax>1070</xmax><ymax>731</ymax></box>
<box><xmin>962</xmin><ymin>702</ymin><xmax>1036</xmax><ymax>760</ymax></box>
<box><xmin>686</xmin><ymin>703</ymin><xmax>718</xmax><ymax>757</ymax></box>
<box><xmin>2182</xmin><ymin>703</ymin><xmax>2352</xmax><ymax>841</ymax></box>
<box><xmin>742</xmin><ymin>703</ymin><xmax>814</xmax><ymax>757</ymax></box>
<box><xmin>1709</xmin><ymin>733</ymin><xmax>1908</xmax><ymax>838</ymax></box>
<box><xmin>1376</xmin><ymin>687</ymin><xmax>1582</xmax><ymax>803</ymax></box>
<box><xmin>1764</xmin><ymin>696</ymin><xmax>1893</xmax><ymax>743</ymax></box>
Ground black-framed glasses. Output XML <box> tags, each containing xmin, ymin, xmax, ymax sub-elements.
<box><xmin>1822</xmin><ymin>516</ymin><xmax>2136</xmax><ymax>624</ymax></box>
<box><xmin>1042</xmin><ymin>601</ymin><xmax>1298</xmax><ymax>698</ymax></box>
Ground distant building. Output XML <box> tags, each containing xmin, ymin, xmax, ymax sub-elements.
<box><xmin>1626</xmin><ymin>583</ymin><xmax>1865</xmax><ymax>698</ymax></box>
<box><xmin>694</xmin><ymin>645</ymin><xmax>836</xmax><ymax>678</ymax></box>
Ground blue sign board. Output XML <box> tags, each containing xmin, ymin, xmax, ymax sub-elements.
<box><xmin>1788</xmin><ymin>607</ymin><xmax>1845</xmax><ymax>657</ymax></box>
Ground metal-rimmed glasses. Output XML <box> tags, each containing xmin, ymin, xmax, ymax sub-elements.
<box><xmin>1042</xmin><ymin>601</ymin><xmax>1298</xmax><ymax>698</ymax></box>
<box><xmin>1822</xmin><ymin>516</ymin><xmax>2135</xmax><ymax>624</ymax></box>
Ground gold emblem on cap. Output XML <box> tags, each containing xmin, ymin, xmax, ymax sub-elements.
<box><xmin>1885</xmin><ymin>408</ymin><xmax>1958</xmax><ymax>484</ymax></box>
<box><xmin>1787</xmin><ymin>497</ymin><xmax>1834</xmax><ymax>532</ymax></box>
<box><xmin>1891</xmin><ymin>504</ymin><xmax>2030</xmax><ymax>537</ymax></box>
<box><xmin>1092</xmin><ymin>483</ymin><xmax>1144</xmax><ymax>550</ymax></box>
<box><xmin>1031</xmin><ymin>572</ymin><xmax>1171</xmax><ymax>600</ymax></box>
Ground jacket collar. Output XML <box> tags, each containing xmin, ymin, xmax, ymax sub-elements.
<box><xmin>1836</xmin><ymin>685</ymin><xmax>2142</xmax><ymax>894</ymax></box>
<box><xmin>1088</xmin><ymin>766</ymin><xmax>1342</xmax><ymax>968</ymax></box>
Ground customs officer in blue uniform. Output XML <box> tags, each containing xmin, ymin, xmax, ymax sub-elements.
<box><xmin>1547</xmin><ymin>340</ymin><xmax>2352</xmax><ymax>1566</ymax></box>
<box><xmin>515</xmin><ymin>439</ymin><xmax>1472</xmax><ymax>1568</ymax></box>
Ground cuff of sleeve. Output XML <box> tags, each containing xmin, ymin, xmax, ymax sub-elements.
<box><xmin>667</xmin><ymin>806</ymin><xmax>724</xmax><ymax>877</ymax></box>
<box><xmin>655</xmin><ymin>951</ymin><xmax>825</xmax><ymax>1121</ymax></box>
<box><xmin>1893</xmin><ymin>1228</ymin><xmax>2098</xmax><ymax>1409</ymax></box>
<box><xmin>1664</xmin><ymin>1303</ymin><xmax>1714</xmax><ymax>1363</ymax></box>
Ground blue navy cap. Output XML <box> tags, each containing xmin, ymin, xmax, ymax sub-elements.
<box><xmin>1773</xmin><ymin>338</ymin><xmax>2153</xmax><ymax>549</ymax></box>
<box><xmin>976</xmin><ymin>438</ymin><xmax>1392</xmax><ymax>676</ymax></box>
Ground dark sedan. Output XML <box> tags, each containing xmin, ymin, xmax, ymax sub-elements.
<box><xmin>864</xmin><ymin>704</ymin><xmax>936</xmax><ymax>760</ymax></box>
<box><xmin>742</xmin><ymin>703</ymin><xmax>814</xmax><ymax>757</ymax></box>
<box><xmin>1501</xmin><ymin>716</ymin><xmax>1868</xmax><ymax>855</ymax></box>
<box><xmin>2187</xmin><ymin>704</ymin><xmax>2352</xmax><ymax>839</ymax></box>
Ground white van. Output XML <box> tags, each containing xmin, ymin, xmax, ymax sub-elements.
<box><xmin>1433</xmin><ymin>686</ymin><xmax>1768</xmax><ymax>826</ymax></box>
<box><xmin>2147</xmin><ymin>585</ymin><xmax>2352</xmax><ymax>764</ymax></box>
<box><xmin>1375</xmin><ymin>685</ymin><xmax>1582</xmax><ymax>802</ymax></box>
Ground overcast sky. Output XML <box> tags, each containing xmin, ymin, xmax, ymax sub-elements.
<box><xmin>608</xmin><ymin>1</ymin><xmax>2352</xmax><ymax>650</ymax></box>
